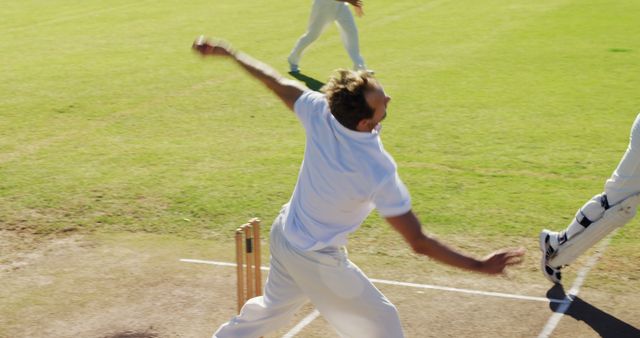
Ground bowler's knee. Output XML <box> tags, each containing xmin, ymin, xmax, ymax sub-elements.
<box><xmin>369</xmin><ymin>302</ymin><xmax>404</xmax><ymax>337</ymax></box>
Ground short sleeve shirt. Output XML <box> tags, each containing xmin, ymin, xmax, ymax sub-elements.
<box><xmin>282</xmin><ymin>91</ymin><xmax>411</xmax><ymax>250</ymax></box>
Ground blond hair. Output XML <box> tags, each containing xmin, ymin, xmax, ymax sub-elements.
<box><xmin>321</xmin><ymin>70</ymin><xmax>376</xmax><ymax>131</ymax></box>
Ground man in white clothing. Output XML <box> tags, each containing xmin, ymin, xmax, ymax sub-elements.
<box><xmin>540</xmin><ymin>114</ymin><xmax>640</xmax><ymax>284</ymax></box>
<box><xmin>288</xmin><ymin>0</ymin><xmax>369</xmax><ymax>73</ymax></box>
<box><xmin>192</xmin><ymin>37</ymin><xmax>525</xmax><ymax>338</ymax></box>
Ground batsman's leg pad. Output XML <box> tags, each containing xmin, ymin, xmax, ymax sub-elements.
<box><xmin>575</xmin><ymin>193</ymin><xmax>608</xmax><ymax>226</ymax></box>
<box><xmin>549</xmin><ymin>192</ymin><xmax>640</xmax><ymax>267</ymax></box>
<box><xmin>562</xmin><ymin>193</ymin><xmax>609</xmax><ymax>242</ymax></box>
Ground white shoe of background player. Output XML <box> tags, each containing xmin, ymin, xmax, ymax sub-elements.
<box><xmin>288</xmin><ymin>57</ymin><xmax>300</xmax><ymax>74</ymax></box>
<box><xmin>355</xmin><ymin>65</ymin><xmax>375</xmax><ymax>75</ymax></box>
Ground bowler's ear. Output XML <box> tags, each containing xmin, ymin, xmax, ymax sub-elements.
<box><xmin>356</xmin><ymin>118</ymin><xmax>371</xmax><ymax>132</ymax></box>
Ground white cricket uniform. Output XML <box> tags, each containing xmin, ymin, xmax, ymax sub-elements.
<box><xmin>604</xmin><ymin>113</ymin><xmax>640</xmax><ymax>205</ymax></box>
<box><xmin>560</xmin><ymin>113</ymin><xmax>640</xmax><ymax>241</ymax></box>
<box><xmin>288</xmin><ymin>0</ymin><xmax>366</xmax><ymax>70</ymax></box>
<box><xmin>213</xmin><ymin>91</ymin><xmax>411</xmax><ymax>338</ymax></box>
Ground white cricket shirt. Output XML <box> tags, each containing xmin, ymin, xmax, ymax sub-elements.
<box><xmin>282</xmin><ymin>91</ymin><xmax>411</xmax><ymax>251</ymax></box>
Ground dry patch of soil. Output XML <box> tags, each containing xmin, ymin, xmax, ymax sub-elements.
<box><xmin>1</xmin><ymin>231</ymin><xmax>638</xmax><ymax>338</ymax></box>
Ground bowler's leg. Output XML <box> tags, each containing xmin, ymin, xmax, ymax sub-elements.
<box><xmin>311</xmin><ymin>261</ymin><xmax>403</xmax><ymax>338</ymax></box>
<box><xmin>285</xmin><ymin>247</ymin><xmax>404</xmax><ymax>338</ymax></box>
<box><xmin>213</xmin><ymin>224</ymin><xmax>308</xmax><ymax>337</ymax></box>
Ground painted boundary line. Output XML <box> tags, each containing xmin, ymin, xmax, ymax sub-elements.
<box><xmin>180</xmin><ymin>258</ymin><xmax>567</xmax><ymax>304</ymax></box>
<box><xmin>537</xmin><ymin>233</ymin><xmax>615</xmax><ymax>338</ymax></box>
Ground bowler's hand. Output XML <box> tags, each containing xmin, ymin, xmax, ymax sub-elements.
<box><xmin>192</xmin><ymin>36</ymin><xmax>235</xmax><ymax>57</ymax></box>
<box><xmin>478</xmin><ymin>248</ymin><xmax>525</xmax><ymax>274</ymax></box>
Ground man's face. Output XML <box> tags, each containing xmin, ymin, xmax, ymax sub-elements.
<box><xmin>359</xmin><ymin>84</ymin><xmax>391</xmax><ymax>132</ymax></box>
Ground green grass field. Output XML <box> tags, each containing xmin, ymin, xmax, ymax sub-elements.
<box><xmin>3</xmin><ymin>0</ymin><xmax>639</xmax><ymax>239</ymax></box>
<box><xmin>2</xmin><ymin>1</ymin><xmax>640</xmax><ymax>337</ymax></box>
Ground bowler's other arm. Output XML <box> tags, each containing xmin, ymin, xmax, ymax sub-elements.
<box><xmin>386</xmin><ymin>211</ymin><xmax>525</xmax><ymax>274</ymax></box>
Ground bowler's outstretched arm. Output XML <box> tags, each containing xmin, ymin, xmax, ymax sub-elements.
<box><xmin>192</xmin><ymin>37</ymin><xmax>306</xmax><ymax>111</ymax></box>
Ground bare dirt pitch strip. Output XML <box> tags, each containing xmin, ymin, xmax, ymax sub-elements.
<box><xmin>2</xmin><ymin>231</ymin><xmax>638</xmax><ymax>338</ymax></box>
<box><xmin>182</xmin><ymin>234</ymin><xmax>640</xmax><ymax>338</ymax></box>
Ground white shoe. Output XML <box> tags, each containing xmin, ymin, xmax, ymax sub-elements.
<box><xmin>288</xmin><ymin>58</ymin><xmax>300</xmax><ymax>73</ymax></box>
<box><xmin>355</xmin><ymin>65</ymin><xmax>374</xmax><ymax>75</ymax></box>
<box><xmin>539</xmin><ymin>229</ymin><xmax>562</xmax><ymax>284</ymax></box>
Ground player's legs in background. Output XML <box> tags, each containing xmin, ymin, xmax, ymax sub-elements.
<box><xmin>335</xmin><ymin>3</ymin><xmax>366</xmax><ymax>70</ymax></box>
<box><xmin>288</xmin><ymin>0</ymin><xmax>337</xmax><ymax>71</ymax></box>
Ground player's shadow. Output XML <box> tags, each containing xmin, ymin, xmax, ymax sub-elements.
<box><xmin>288</xmin><ymin>72</ymin><xmax>325</xmax><ymax>91</ymax></box>
<box><xmin>546</xmin><ymin>284</ymin><xmax>640</xmax><ymax>338</ymax></box>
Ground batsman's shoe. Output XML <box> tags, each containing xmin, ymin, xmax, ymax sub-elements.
<box><xmin>539</xmin><ymin>229</ymin><xmax>562</xmax><ymax>284</ymax></box>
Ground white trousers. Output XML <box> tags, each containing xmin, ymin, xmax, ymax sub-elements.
<box><xmin>562</xmin><ymin>113</ymin><xmax>640</xmax><ymax>240</ymax></box>
<box><xmin>213</xmin><ymin>211</ymin><xmax>404</xmax><ymax>338</ymax></box>
<box><xmin>604</xmin><ymin>113</ymin><xmax>640</xmax><ymax>205</ymax></box>
<box><xmin>288</xmin><ymin>0</ymin><xmax>366</xmax><ymax>69</ymax></box>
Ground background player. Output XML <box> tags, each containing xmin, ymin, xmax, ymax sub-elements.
<box><xmin>288</xmin><ymin>0</ymin><xmax>370</xmax><ymax>73</ymax></box>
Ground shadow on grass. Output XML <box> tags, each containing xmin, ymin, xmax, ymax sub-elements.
<box><xmin>288</xmin><ymin>72</ymin><xmax>325</xmax><ymax>91</ymax></box>
<box><xmin>608</xmin><ymin>48</ymin><xmax>633</xmax><ymax>53</ymax></box>
<box><xmin>546</xmin><ymin>284</ymin><xmax>640</xmax><ymax>338</ymax></box>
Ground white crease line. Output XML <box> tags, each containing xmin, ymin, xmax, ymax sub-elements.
<box><xmin>281</xmin><ymin>309</ymin><xmax>320</xmax><ymax>338</ymax></box>
<box><xmin>180</xmin><ymin>258</ymin><xmax>269</xmax><ymax>270</ymax></box>
<box><xmin>537</xmin><ymin>234</ymin><xmax>615</xmax><ymax>338</ymax></box>
<box><xmin>368</xmin><ymin>278</ymin><xmax>565</xmax><ymax>303</ymax></box>
<box><xmin>179</xmin><ymin>259</ymin><xmax>567</xmax><ymax>304</ymax></box>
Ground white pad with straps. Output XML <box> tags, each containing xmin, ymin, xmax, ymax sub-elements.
<box><xmin>549</xmin><ymin>192</ymin><xmax>640</xmax><ymax>267</ymax></box>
